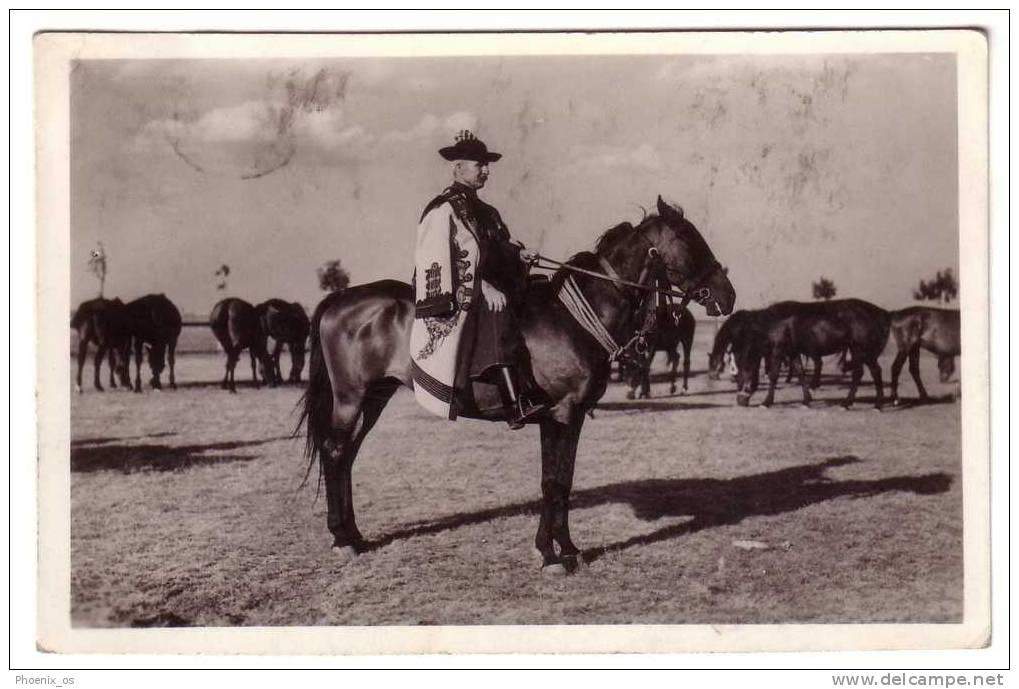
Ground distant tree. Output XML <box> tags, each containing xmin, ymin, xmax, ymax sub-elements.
<box><xmin>913</xmin><ymin>268</ymin><xmax>958</xmax><ymax>304</ymax></box>
<box><xmin>214</xmin><ymin>264</ymin><xmax>230</xmax><ymax>291</ymax></box>
<box><xmin>87</xmin><ymin>242</ymin><xmax>108</xmax><ymax>297</ymax></box>
<box><xmin>812</xmin><ymin>276</ymin><xmax>837</xmax><ymax>301</ymax></box>
<box><xmin>317</xmin><ymin>259</ymin><xmax>351</xmax><ymax>293</ymax></box>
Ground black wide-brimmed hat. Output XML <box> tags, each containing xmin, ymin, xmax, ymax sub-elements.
<box><xmin>439</xmin><ymin>130</ymin><xmax>502</xmax><ymax>163</ymax></box>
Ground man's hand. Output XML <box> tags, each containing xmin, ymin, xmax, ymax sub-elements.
<box><xmin>519</xmin><ymin>247</ymin><xmax>540</xmax><ymax>265</ymax></box>
<box><xmin>480</xmin><ymin>280</ymin><xmax>507</xmax><ymax>312</ymax></box>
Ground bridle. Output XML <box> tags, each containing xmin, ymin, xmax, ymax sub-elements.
<box><xmin>536</xmin><ymin>226</ymin><xmax>724</xmax><ymax>361</ymax></box>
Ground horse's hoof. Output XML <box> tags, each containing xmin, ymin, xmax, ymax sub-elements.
<box><xmin>872</xmin><ymin>406</ymin><xmax>883</xmax><ymax>412</ymax></box>
<box><xmin>798</xmin><ymin>403</ymin><xmax>811</xmax><ymax>410</ymax></box>
<box><xmin>332</xmin><ymin>545</ymin><xmax>359</xmax><ymax>565</ymax></box>
<box><xmin>75</xmin><ymin>387</ymin><xmax>83</xmax><ymax>395</ymax></box>
<box><xmin>541</xmin><ymin>563</ymin><xmax>568</xmax><ymax>577</ymax></box>
<box><xmin>840</xmin><ymin>404</ymin><xmax>852</xmax><ymax>411</ymax></box>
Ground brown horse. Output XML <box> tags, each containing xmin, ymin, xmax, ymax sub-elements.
<box><xmin>256</xmin><ymin>299</ymin><xmax>311</xmax><ymax>385</ymax></box>
<box><xmin>210</xmin><ymin>298</ymin><xmax>274</xmax><ymax>393</ymax></box>
<box><xmin>623</xmin><ymin>303</ymin><xmax>696</xmax><ymax>399</ymax></box>
<box><xmin>299</xmin><ymin>197</ymin><xmax>735</xmax><ymax>573</ymax></box>
<box><xmin>734</xmin><ymin>299</ymin><xmax>890</xmax><ymax>409</ymax></box>
<box><xmin>122</xmin><ymin>294</ymin><xmax>183</xmax><ymax>392</ymax></box>
<box><xmin>71</xmin><ymin>297</ymin><xmax>131</xmax><ymax>393</ymax></box>
<box><xmin>888</xmin><ymin>306</ymin><xmax>960</xmax><ymax>404</ymax></box>
<box><xmin>709</xmin><ymin>303</ymin><xmax>828</xmax><ymax>388</ymax></box>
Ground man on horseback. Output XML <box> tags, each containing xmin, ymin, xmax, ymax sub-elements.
<box><xmin>410</xmin><ymin>130</ymin><xmax>546</xmax><ymax>429</ymax></box>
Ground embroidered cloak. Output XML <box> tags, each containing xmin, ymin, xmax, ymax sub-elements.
<box><xmin>409</xmin><ymin>183</ymin><xmax>526</xmax><ymax>419</ymax></box>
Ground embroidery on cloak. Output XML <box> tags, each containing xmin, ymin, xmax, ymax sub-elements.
<box><xmin>416</xmin><ymin>217</ymin><xmax>474</xmax><ymax>360</ymax></box>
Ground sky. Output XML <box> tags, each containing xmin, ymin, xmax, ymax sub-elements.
<box><xmin>70</xmin><ymin>53</ymin><xmax>958</xmax><ymax>316</ymax></box>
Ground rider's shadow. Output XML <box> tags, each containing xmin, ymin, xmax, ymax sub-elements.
<box><xmin>365</xmin><ymin>456</ymin><xmax>953</xmax><ymax>559</ymax></box>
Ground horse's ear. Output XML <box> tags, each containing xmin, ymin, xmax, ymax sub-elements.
<box><xmin>656</xmin><ymin>195</ymin><xmax>683</xmax><ymax>219</ymax></box>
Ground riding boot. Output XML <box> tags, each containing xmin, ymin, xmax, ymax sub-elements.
<box><xmin>497</xmin><ymin>365</ymin><xmax>546</xmax><ymax>430</ymax></box>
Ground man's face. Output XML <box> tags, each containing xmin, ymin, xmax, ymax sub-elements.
<box><xmin>454</xmin><ymin>160</ymin><xmax>489</xmax><ymax>189</ymax></box>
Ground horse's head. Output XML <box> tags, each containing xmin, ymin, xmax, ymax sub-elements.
<box><xmin>938</xmin><ymin>355</ymin><xmax>956</xmax><ymax>383</ymax></box>
<box><xmin>641</xmin><ymin>196</ymin><xmax>735</xmax><ymax>316</ymax></box>
<box><xmin>707</xmin><ymin>350</ymin><xmax>726</xmax><ymax>380</ymax></box>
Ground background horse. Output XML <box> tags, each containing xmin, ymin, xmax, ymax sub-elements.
<box><xmin>256</xmin><ymin>299</ymin><xmax>311</xmax><ymax>385</ymax></box>
<box><xmin>71</xmin><ymin>297</ymin><xmax>131</xmax><ymax>393</ymax></box>
<box><xmin>210</xmin><ymin>297</ymin><xmax>273</xmax><ymax>393</ymax></box>
<box><xmin>122</xmin><ymin>294</ymin><xmax>183</xmax><ymax>392</ymax></box>
<box><xmin>710</xmin><ymin>302</ymin><xmax>840</xmax><ymax>390</ymax></box>
<box><xmin>299</xmin><ymin>197</ymin><xmax>735</xmax><ymax>574</ymax></box>
<box><xmin>735</xmin><ymin>299</ymin><xmax>890</xmax><ymax>409</ymax></box>
<box><xmin>623</xmin><ymin>303</ymin><xmax>695</xmax><ymax>399</ymax></box>
<box><xmin>888</xmin><ymin>306</ymin><xmax>960</xmax><ymax>404</ymax></box>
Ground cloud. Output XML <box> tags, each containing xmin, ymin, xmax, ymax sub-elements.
<box><xmin>570</xmin><ymin>143</ymin><xmax>666</xmax><ymax>172</ymax></box>
<box><xmin>383</xmin><ymin>111</ymin><xmax>479</xmax><ymax>144</ymax></box>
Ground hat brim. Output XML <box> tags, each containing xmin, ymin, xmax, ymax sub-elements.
<box><xmin>439</xmin><ymin>146</ymin><xmax>502</xmax><ymax>163</ymax></box>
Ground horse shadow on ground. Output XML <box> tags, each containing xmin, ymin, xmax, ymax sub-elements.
<box><xmin>364</xmin><ymin>456</ymin><xmax>953</xmax><ymax>561</ymax></box>
<box><xmin>70</xmin><ymin>435</ymin><xmax>292</xmax><ymax>473</ymax></box>
<box><xmin>71</xmin><ymin>431</ymin><xmax>178</xmax><ymax>446</ymax></box>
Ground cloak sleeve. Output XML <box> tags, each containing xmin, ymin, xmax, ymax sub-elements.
<box><xmin>476</xmin><ymin>207</ymin><xmax>527</xmax><ymax>295</ymax></box>
<box><xmin>414</xmin><ymin>203</ymin><xmax>458</xmax><ymax>318</ymax></box>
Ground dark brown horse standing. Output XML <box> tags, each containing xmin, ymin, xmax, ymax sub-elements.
<box><xmin>210</xmin><ymin>297</ymin><xmax>273</xmax><ymax>393</ymax></box>
<box><xmin>122</xmin><ymin>294</ymin><xmax>183</xmax><ymax>392</ymax></box>
<box><xmin>623</xmin><ymin>303</ymin><xmax>696</xmax><ymax>399</ymax></box>
<box><xmin>256</xmin><ymin>299</ymin><xmax>311</xmax><ymax>385</ymax></box>
<box><xmin>299</xmin><ymin>197</ymin><xmax>735</xmax><ymax>573</ymax></box>
<box><xmin>71</xmin><ymin>297</ymin><xmax>132</xmax><ymax>393</ymax></box>
<box><xmin>734</xmin><ymin>299</ymin><xmax>890</xmax><ymax>409</ymax></box>
<box><xmin>888</xmin><ymin>306</ymin><xmax>960</xmax><ymax>404</ymax></box>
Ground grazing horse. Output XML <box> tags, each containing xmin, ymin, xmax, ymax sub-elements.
<box><xmin>256</xmin><ymin>299</ymin><xmax>311</xmax><ymax>385</ymax></box>
<box><xmin>71</xmin><ymin>297</ymin><xmax>131</xmax><ymax>393</ymax></box>
<box><xmin>210</xmin><ymin>298</ymin><xmax>273</xmax><ymax>393</ymax></box>
<box><xmin>734</xmin><ymin>299</ymin><xmax>890</xmax><ymax>409</ymax></box>
<box><xmin>888</xmin><ymin>306</ymin><xmax>960</xmax><ymax>404</ymax></box>
<box><xmin>623</xmin><ymin>303</ymin><xmax>696</xmax><ymax>399</ymax></box>
<box><xmin>709</xmin><ymin>303</ymin><xmax>827</xmax><ymax>388</ymax></box>
<box><xmin>121</xmin><ymin>294</ymin><xmax>183</xmax><ymax>392</ymax></box>
<box><xmin>298</xmin><ymin>197</ymin><xmax>735</xmax><ymax>573</ymax></box>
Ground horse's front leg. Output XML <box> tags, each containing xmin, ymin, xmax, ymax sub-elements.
<box><xmin>536</xmin><ymin>413</ymin><xmax>585</xmax><ymax>574</ymax></box>
<box><xmin>761</xmin><ymin>350</ymin><xmax>779</xmax><ymax>408</ymax></box>
<box><xmin>93</xmin><ymin>343</ymin><xmax>107</xmax><ymax>392</ymax></box>
<box><xmin>680</xmin><ymin>341</ymin><xmax>691</xmax><ymax>393</ymax></box>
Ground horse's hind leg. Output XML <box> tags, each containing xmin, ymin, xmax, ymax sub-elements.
<box><xmin>107</xmin><ymin>348</ymin><xmax>118</xmax><ymax>389</ymax></box>
<box><xmin>843</xmin><ymin>359</ymin><xmax>864</xmax><ymax>409</ymax></box>
<box><xmin>866</xmin><ymin>358</ymin><xmax>884</xmax><ymax>409</ymax></box>
<box><xmin>908</xmin><ymin>347</ymin><xmax>929</xmax><ymax>402</ymax></box>
<box><xmin>890</xmin><ymin>349</ymin><xmax>908</xmax><ymax>404</ymax></box>
<box><xmin>93</xmin><ymin>343</ymin><xmax>107</xmax><ymax>392</ymax></box>
<box><xmin>536</xmin><ymin>414</ymin><xmax>585</xmax><ymax>574</ymax></box>
<box><xmin>75</xmin><ymin>339</ymin><xmax>89</xmax><ymax>394</ymax></box>
<box><xmin>224</xmin><ymin>348</ymin><xmax>239</xmax><ymax>393</ymax></box>
<box><xmin>811</xmin><ymin>356</ymin><xmax>823</xmax><ymax>390</ymax></box>
<box><xmin>322</xmin><ymin>383</ymin><xmax>397</xmax><ymax>557</ymax></box>
<box><xmin>668</xmin><ymin>349</ymin><xmax>679</xmax><ymax>395</ymax></box>
<box><xmin>793</xmin><ymin>355</ymin><xmax>812</xmax><ymax>407</ymax></box>
<box><xmin>167</xmin><ymin>337</ymin><xmax>177</xmax><ymax>389</ymax></box>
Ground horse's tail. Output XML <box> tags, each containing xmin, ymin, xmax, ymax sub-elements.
<box><xmin>294</xmin><ymin>297</ymin><xmax>336</xmax><ymax>487</ymax></box>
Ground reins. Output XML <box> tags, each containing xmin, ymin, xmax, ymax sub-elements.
<box><xmin>532</xmin><ymin>253</ymin><xmax>693</xmax><ymax>302</ymax></box>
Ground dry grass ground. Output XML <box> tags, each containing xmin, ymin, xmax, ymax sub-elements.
<box><xmin>69</xmin><ymin>331</ymin><xmax>962</xmax><ymax>627</ymax></box>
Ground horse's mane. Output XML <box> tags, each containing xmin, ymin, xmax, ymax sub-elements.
<box><xmin>548</xmin><ymin>218</ymin><xmax>651</xmax><ymax>292</ymax></box>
